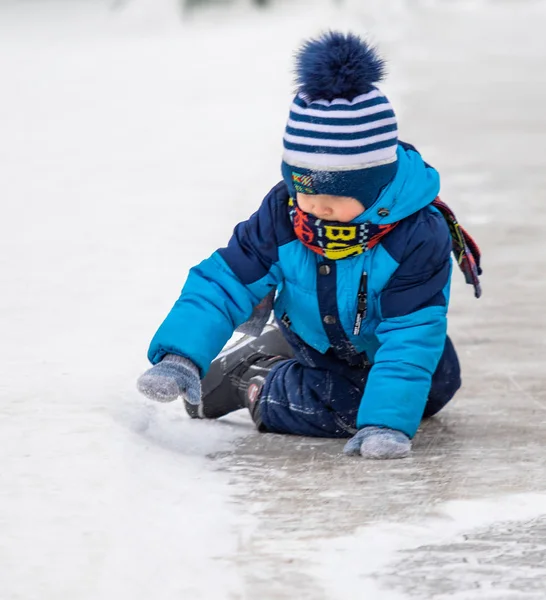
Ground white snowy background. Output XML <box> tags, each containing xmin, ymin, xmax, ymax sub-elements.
<box><xmin>1</xmin><ymin>0</ymin><xmax>546</xmax><ymax>598</ymax></box>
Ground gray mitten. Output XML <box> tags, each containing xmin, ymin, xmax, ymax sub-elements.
<box><xmin>137</xmin><ymin>354</ymin><xmax>201</xmax><ymax>404</ymax></box>
<box><xmin>343</xmin><ymin>426</ymin><xmax>411</xmax><ymax>459</ymax></box>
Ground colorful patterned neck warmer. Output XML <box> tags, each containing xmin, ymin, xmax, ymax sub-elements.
<box><xmin>288</xmin><ymin>198</ymin><xmax>397</xmax><ymax>260</ymax></box>
<box><xmin>288</xmin><ymin>197</ymin><xmax>483</xmax><ymax>297</ymax></box>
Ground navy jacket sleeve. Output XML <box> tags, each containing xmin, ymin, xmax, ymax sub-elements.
<box><xmin>147</xmin><ymin>183</ymin><xmax>291</xmax><ymax>375</ymax></box>
<box><xmin>356</xmin><ymin>208</ymin><xmax>452</xmax><ymax>438</ymax></box>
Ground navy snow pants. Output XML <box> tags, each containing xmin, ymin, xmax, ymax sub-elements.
<box><xmin>258</xmin><ymin>324</ymin><xmax>461</xmax><ymax>438</ymax></box>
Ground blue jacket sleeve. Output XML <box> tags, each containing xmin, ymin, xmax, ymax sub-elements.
<box><xmin>356</xmin><ymin>210</ymin><xmax>452</xmax><ymax>438</ymax></box>
<box><xmin>147</xmin><ymin>184</ymin><xmax>291</xmax><ymax>375</ymax></box>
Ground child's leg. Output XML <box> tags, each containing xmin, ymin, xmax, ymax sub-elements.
<box><xmin>196</xmin><ymin>321</ymin><xmax>369</xmax><ymax>438</ymax></box>
<box><xmin>254</xmin><ymin>326</ymin><xmax>370</xmax><ymax>437</ymax></box>
<box><xmin>257</xmin><ymin>332</ymin><xmax>460</xmax><ymax>435</ymax></box>
<box><xmin>422</xmin><ymin>335</ymin><xmax>461</xmax><ymax>418</ymax></box>
<box><xmin>258</xmin><ymin>357</ymin><xmax>368</xmax><ymax>437</ymax></box>
<box><xmin>197</xmin><ymin>323</ymin><xmax>458</xmax><ymax>433</ymax></box>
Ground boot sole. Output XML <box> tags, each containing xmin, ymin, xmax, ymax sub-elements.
<box><xmin>184</xmin><ymin>334</ymin><xmax>258</xmax><ymax>419</ymax></box>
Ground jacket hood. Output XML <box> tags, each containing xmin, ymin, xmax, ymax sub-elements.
<box><xmin>353</xmin><ymin>144</ymin><xmax>440</xmax><ymax>225</ymax></box>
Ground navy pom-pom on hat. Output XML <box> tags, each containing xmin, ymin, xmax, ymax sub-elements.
<box><xmin>282</xmin><ymin>31</ymin><xmax>399</xmax><ymax>209</ymax></box>
<box><xmin>295</xmin><ymin>31</ymin><xmax>386</xmax><ymax>102</ymax></box>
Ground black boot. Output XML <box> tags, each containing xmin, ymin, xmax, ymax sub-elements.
<box><xmin>184</xmin><ymin>325</ymin><xmax>292</xmax><ymax>424</ymax></box>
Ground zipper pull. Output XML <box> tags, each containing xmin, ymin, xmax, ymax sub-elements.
<box><xmin>353</xmin><ymin>272</ymin><xmax>368</xmax><ymax>336</ymax></box>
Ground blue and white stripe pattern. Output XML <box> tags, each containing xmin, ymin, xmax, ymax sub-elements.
<box><xmin>283</xmin><ymin>88</ymin><xmax>398</xmax><ymax>171</ymax></box>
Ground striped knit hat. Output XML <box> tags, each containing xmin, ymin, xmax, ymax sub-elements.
<box><xmin>281</xmin><ymin>31</ymin><xmax>398</xmax><ymax>208</ymax></box>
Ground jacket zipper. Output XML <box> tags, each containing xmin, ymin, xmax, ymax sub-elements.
<box><xmin>353</xmin><ymin>271</ymin><xmax>368</xmax><ymax>336</ymax></box>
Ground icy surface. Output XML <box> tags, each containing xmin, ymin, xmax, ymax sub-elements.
<box><xmin>383</xmin><ymin>514</ymin><xmax>546</xmax><ymax>598</ymax></box>
<box><xmin>1</xmin><ymin>0</ymin><xmax>546</xmax><ymax>598</ymax></box>
<box><xmin>311</xmin><ymin>493</ymin><xmax>546</xmax><ymax>599</ymax></box>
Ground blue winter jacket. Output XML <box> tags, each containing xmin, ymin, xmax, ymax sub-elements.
<box><xmin>148</xmin><ymin>144</ymin><xmax>453</xmax><ymax>438</ymax></box>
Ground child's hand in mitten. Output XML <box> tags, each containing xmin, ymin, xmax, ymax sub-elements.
<box><xmin>137</xmin><ymin>354</ymin><xmax>201</xmax><ymax>405</ymax></box>
<box><xmin>343</xmin><ymin>426</ymin><xmax>411</xmax><ymax>459</ymax></box>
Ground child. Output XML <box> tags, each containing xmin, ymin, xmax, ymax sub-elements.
<box><xmin>137</xmin><ymin>31</ymin><xmax>482</xmax><ymax>459</ymax></box>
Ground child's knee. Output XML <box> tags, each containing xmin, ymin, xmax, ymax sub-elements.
<box><xmin>258</xmin><ymin>360</ymin><xmax>357</xmax><ymax>437</ymax></box>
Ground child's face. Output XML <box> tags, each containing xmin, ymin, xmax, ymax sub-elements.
<box><xmin>296</xmin><ymin>193</ymin><xmax>365</xmax><ymax>223</ymax></box>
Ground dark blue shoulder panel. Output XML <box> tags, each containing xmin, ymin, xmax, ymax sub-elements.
<box><xmin>380</xmin><ymin>207</ymin><xmax>452</xmax><ymax>318</ymax></box>
<box><xmin>399</xmin><ymin>139</ymin><xmax>432</xmax><ymax>169</ymax></box>
<box><xmin>398</xmin><ymin>140</ymin><xmax>418</xmax><ymax>154</ymax></box>
<box><xmin>217</xmin><ymin>182</ymin><xmax>296</xmax><ymax>285</ymax></box>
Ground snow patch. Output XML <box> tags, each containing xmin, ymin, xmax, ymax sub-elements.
<box><xmin>311</xmin><ymin>493</ymin><xmax>546</xmax><ymax>599</ymax></box>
